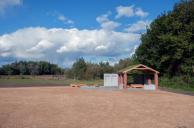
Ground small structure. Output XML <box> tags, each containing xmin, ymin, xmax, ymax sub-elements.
<box><xmin>104</xmin><ymin>74</ymin><xmax>118</xmax><ymax>87</ymax></box>
<box><xmin>118</xmin><ymin>64</ymin><xmax>159</xmax><ymax>90</ymax></box>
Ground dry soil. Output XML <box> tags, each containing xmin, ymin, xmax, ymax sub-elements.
<box><xmin>0</xmin><ymin>87</ymin><xmax>194</xmax><ymax>128</ymax></box>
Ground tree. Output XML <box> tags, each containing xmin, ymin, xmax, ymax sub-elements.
<box><xmin>84</xmin><ymin>63</ymin><xmax>101</xmax><ymax>80</ymax></box>
<box><xmin>135</xmin><ymin>0</ymin><xmax>194</xmax><ymax>77</ymax></box>
<box><xmin>2</xmin><ymin>65</ymin><xmax>13</xmax><ymax>75</ymax></box>
<box><xmin>72</xmin><ymin>58</ymin><xmax>87</xmax><ymax>80</ymax></box>
<box><xmin>114</xmin><ymin>56</ymin><xmax>138</xmax><ymax>71</ymax></box>
<box><xmin>99</xmin><ymin>62</ymin><xmax>114</xmax><ymax>79</ymax></box>
<box><xmin>19</xmin><ymin>61</ymin><xmax>26</xmax><ymax>75</ymax></box>
<box><xmin>28</xmin><ymin>62</ymin><xmax>39</xmax><ymax>75</ymax></box>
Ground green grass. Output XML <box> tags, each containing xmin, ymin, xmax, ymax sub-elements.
<box><xmin>0</xmin><ymin>79</ymin><xmax>68</xmax><ymax>85</ymax></box>
<box><xmin>71</xmin><ymin>79</ymin><xmax>103</xmax><ymax>85</ymax></box>
<box><xmin>159</xmin><ymin>76</ymin><xmax>194</xmax><ymax>92</ymax></box>
<box><xmin>0</xmin><ymin>75</ymin><xmax>103</xmax><ymax>86</ymax></box>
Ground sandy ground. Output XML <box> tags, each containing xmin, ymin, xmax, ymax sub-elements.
<box><xmin>0</xmin><ymin>87</ymin><xmax>194</xmax><ymax>128</ymax></box>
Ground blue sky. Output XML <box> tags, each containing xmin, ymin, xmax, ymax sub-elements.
<box><xmin>0</xmin><ymin>0</ymin><xmax>179</xmax><ymax>67</ymax></box>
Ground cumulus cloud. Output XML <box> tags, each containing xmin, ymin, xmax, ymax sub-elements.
<box><xmin>115</xmin><ymin>5</ymin><xmax>148</xmax><ymax>18</ymax></box>
<box><xmin>58</xmin><ymin>15</ymin><xmax>74</xmax><ymax>24</ymax></box>
<box><xmin>124</xmin><ymin>20</ymin><xmax>150</xmax><ymax>33</ymax></box>
<box><xmin>0</xmin><ymin>27</ymin><xmax>140</xmax><ymax>67</ymax></box>
<box><xmin>115</xmin><ymin>5</ymin><xmax>134</xmax><ymax>18</ymax></box>
<box><xmin>27</xmin><ymin>40</ymin><xmax>53</xmax><ymax>52</ymax></box>
<box><xmin>135</xmin><ymin>8</ymin><xmax>149</xmax><ymax>17</ymax></box>
<box><xmin>96</xmin><ymin>12</ymin><xmax>120</xmax><ymax>30</ymax></box>
<box><xmin>0</xmin><ymin>0</ymin><xmax>22</xmax><ymax>14</ymax></box>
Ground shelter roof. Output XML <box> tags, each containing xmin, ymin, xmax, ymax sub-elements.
<box><xmin>118</xmin><ymin>64</ymin><xmax>159</xmax><ymax>74</ymax></box>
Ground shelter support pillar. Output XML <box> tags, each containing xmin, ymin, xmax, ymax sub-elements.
<box><xmin>154</xmin><ymin>73</ymin><xmax>158</xmax><ymax>89</ymax></box>
<box><xmin>124</xmin><ymin>73</ymin><xmax>127</xmax><ymax>89</ymax></box>
<box><xmin>120</xmin><ymin>74</ymin><xmax>124</xmax><ymax>89</ymax></box>
<box><xmin>118</xmin><ymin>74</ymin><xmax>120</xmax><ymax>85</ymax></box>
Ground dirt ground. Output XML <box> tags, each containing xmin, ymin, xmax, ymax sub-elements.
<box><xmin>0</xmin><ymin>87</ymin><xmax>193</xmax><ymax>128</ymax></box>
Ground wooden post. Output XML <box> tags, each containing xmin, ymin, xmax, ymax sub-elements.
<box><xmin>154</xmin><ymin>73</ymin><xmax>158</xmax><ymax>89</ymax></box>
<box><xmin>124</xmin><ymin>73</ymin><xmax>127</xmax><ymax>89</ymax></box>
<box><xmin>118</xmin><ymin>74</ymin><xmax>120</xmax><ymax>85</ymax></box>
<box><xmin>121</xmin><ymin>74</ymin><xmax>124</xmax><ymax>88</ymax></box>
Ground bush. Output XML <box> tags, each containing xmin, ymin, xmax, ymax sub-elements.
<box><xmin>159</xmin><ymin>76</ymin><xmax>194</xmax><ymax>92</ymax></box>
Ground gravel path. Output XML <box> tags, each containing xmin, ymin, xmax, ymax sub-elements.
<box><xmin>0</xmin><ymin>87</ymin><xmax>194</xmax><ymax>128</ymax></box>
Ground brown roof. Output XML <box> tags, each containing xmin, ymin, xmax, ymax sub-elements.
<box><xmin>118</xmin><ymin>64</ymin><xmax>159</xmax><ymax>74</ymax></box>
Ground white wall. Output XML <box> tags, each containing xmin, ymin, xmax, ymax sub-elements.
<box><xmin>104</xmin><ymin>74</ymin><xmax>118</xmax><ymax>87</ymax></box>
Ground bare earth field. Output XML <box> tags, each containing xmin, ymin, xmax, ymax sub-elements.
<box><xmin>0</xmin><ymin>87</ymin><xmax>194</xmax><ymax>128</ymax></box>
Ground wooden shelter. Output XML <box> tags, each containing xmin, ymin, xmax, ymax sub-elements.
<box><xmin>118</xmin><ymin>64</ymin><xmax>159</xmax><ymax>89</ymax></box>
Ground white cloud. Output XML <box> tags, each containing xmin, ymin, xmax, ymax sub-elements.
<box><xmin>27</xmin><ymin>40</ymin><xmax>53</xmax><ymax>52</ymax></box>
<box><xmin>124</xmin><ymin>20</ymin><xmax>150</xmax><ymax>33</ymax></box>
<box><xmin>115</xmin><ymin>5</ymin><xmax>134</xmax><ymax>18</ymax></box>
<box><xmin>58</xmin><ymin>15</ymin><xmax>74</xmax><ymax>24</ymax></box>
<box><xmin>115</xmin><ymin>5</ymin><xmax>148</xmax><ymax>18</ymax></box>
<box><xmin>135</xmin><ymin>8</ymin><xmax>148</xmax><ymax>17</ymax></box>
<box><xmin>129</xmin><ymin>44</ymin><xmax>138</xmax><ymax>57</ymax></box>
<box><xmin>100</xmin><ymin>21</ymin><xmax>120</xmax><ymax>31</ymax></box>
<box><xmin>0</xmin><ymin>27</ymin><xmax>140</xmax><ymax>67</ymax></box>
<box><xmin>95</xmin><ymin>45</ymin><xmax>107</xmax><ymax>51</ymax></box>
<box><xmin>0</xmin><ymin>0</ymin><xmax>22</xmax><ymax>14</ymax></box>
<box><xmin>48</xmin><ymin>11</ymin><xmax>74</xmax><ymax>25</ymax></box>
<box><xmin>96</xmin><ymin>12</ymin><xmax>120</xmax><ymax>30</ymax></box>
<box><xmin>96</xmin><ymin>11</ymin><xmax>111</xmax><ymax>23</ymax></box>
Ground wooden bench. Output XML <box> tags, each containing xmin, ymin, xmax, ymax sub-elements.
<box><xmin>130</xmin><ymin>84</ymin><xmax>144</xmax><ymax>88</ymax></box>
<box><xmin>70</xmin><ymin>84</ymin><xmax>81</xmax><ymax>88</ymax></box>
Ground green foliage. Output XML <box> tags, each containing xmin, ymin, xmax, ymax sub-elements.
<box><xmin>159</xmin><ymin>76</ymin><xmax>194</xmax><ymax>92</ymax></box>
<box><xmin>114</xmin><ymin>56</ymin><xmax>138</xmax><ymax>71</ymax></box>
<box><xmin>66</xmin><ymin>57</ymin><xmax>138</xmax><ymax>80</ymax></box>
<box><xmin>66</xmin><ymin>58</ymin><xmax>114</xmax><ymax>80</ymax></box>
<box><xmin>0</xmin><ymin>61</ymin><xmax>63</xmax><ymax>75</ymax></box>
<box><xmin>84</xmin><ymin>63</ymin><xmax>101</xmax><ymax>80</ymax></box>
<box><xmin>72</xmin><ymin>58</ymin><xmax>87</xmax><ymax>80</ymax></box>
<box><xmin>135</xmin><ymin>0</ymin><xmax>194</xmax><ymax>77</ymax></box>
<box><xmin>99</xmin><ymin>62</ymin><xmax>114</xmax><ymax>79</ymax></box>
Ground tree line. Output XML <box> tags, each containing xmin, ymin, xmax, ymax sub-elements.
<box><xmin>0</xmin><ymin>61</ymin><xmax>63</xmax><ymax>75</ymax></box>
<box><xmin>65</xmin><ymin>57</ymin><xmax>137</xmax><ymax>80</ymax></box>
<box><xmin>0</xmin><ymin>57</ymin><xmax>137</xmax><ymax>80</ymax></box>
<box><xmin>65</xmin><ymin>58</ymin><xmax>113</xmax><ymax>80</ymax></box>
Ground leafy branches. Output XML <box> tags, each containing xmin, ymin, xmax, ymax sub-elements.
<box><xmin>135</xmin><ymin>0</ymin><xmax>194</xmax><ymax>77</ymax></box>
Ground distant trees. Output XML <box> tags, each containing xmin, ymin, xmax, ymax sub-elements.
<box><xmin>65</xmin><ymin>58</ymin><xmax>114</xmax><ymax>80</ymax></box>
<box><xmin>98</xmin><ymin>62</ymin><xmax>114</xmax><ymax>79</ymax></box>
<box><xmin>114</xmin><ymin>56</ymin><xmax>138</xmax><ymax>71</ymax></box>
<box><xmin>0</xmin><ymin>58</ymin><xmax>117</xmax><ymax>80</ymax></box>
<box><xmin>135</xmin><ymin>0</ymin><xmax>194</xmax><ymax>77</ymax></box>
<box><xmin>72</xmin><ymin>58</ymin><xmax>87</xmax><ymax>80</ymax></box>
<box><xmin>0</xmin><ymin>61</ymin><xmax>63</xmax><ymax>75</ymax></box>
<box><xmin>0</xmin><ymin>58</ymin><xmax>118</xmax><ymax>80</ymax></box>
